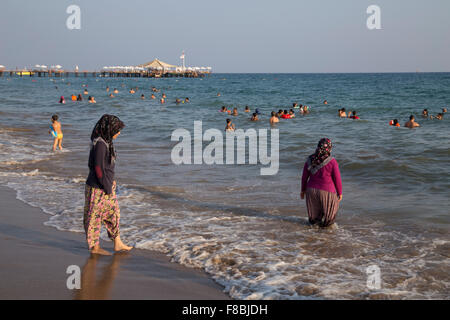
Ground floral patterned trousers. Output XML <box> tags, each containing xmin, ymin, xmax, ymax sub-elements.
<box><xmin>83</xmin><ymin>182</ymin><xmax>120</xmax><ymax>250</ymax></box>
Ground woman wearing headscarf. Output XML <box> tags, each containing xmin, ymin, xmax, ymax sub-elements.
<box><xmin>84</xmin><ymin>114</ymin><xmax>132</xmax><ymax>255</ymax></box>
<box><xmin>300</xmin><ymin>138</ymin><xmax>342</xmax><ymax>227</ymax></box>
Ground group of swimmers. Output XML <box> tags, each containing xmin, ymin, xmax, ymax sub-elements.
<box><xmin>388</xmin><ymin>108</ymin><xmax>446</xmax><ymax>128</ymax></box>
<box><xmin>221</xmin><ymin>103</ymin><xmax>314</xmax><ymax>131</ymax></box>
<box><xmin>338</xmin><ymin>108</ymin><xmax>360</xmax><ymax>119</ymax></box>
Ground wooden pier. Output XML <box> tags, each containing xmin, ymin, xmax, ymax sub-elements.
<box><xmin>0</xmin><ymin>70</ymin><xmax>209</xmax><ymax>79</ymax></box>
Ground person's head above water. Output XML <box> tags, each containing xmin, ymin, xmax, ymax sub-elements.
<box><xmin>90</xmin><ymin>114</ymin><xmax>125</xmax><ymax>162</ymax></box>
<box><xmin>51</xmin><ymin>114</ymin><xmax>58</xmax><ymax>122</ymax></box>
<box><xmin>410</xmin><ymin>115</ymin><xmax>415</xmax><ymax>121</ymax></box>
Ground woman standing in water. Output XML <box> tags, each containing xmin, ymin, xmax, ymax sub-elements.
<box><xmin>84</xmin><ymin>114</ymin><xmax>132</xmax><ymax>255</ymax></box>
<box><xmin>300</xmin><ymin>138</ymin><xmax>342</xmax><ymax>227</ymax></box>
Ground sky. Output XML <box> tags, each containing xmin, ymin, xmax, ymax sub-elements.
<box><xmin>0</xmin><ymin>0</ymin><xmax>449</xmax><ymax>73</ymax></box>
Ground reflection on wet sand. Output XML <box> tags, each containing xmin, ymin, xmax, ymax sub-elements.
<box><xmin>74</xmin><ymin>252</ymin><xmax>129</xmax><ymax>300</ymax></box>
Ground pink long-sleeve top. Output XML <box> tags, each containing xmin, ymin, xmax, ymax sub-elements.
<box><xmin>301</xmin><ymin>158</ymin><xmax>342</xmax><ymax>195</ymax></box>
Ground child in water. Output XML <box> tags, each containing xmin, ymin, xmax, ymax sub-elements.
<box><xmin>225</xmin><ymin>119</ymin><xmax>235</xmax><ymax>132</ymax></box>
<box><xmin>49</xmin><ymin>114</ymin><xmax>63</xmax><ymax>151</ymax></box>
<box><xmin>389</xmin><ymin>119</ymin><xmax>400</xmax><ymax>127</ymax></box>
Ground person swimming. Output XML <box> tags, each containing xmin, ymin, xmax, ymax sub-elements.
<box><xmin>244</xmin><ymin>106</ymin><xmax>250</xmax><ymax>113</ymax></box>
<box><xmin>84</xmin><ymin>89</ymin><xmax>89</xmax><ymax>95</ymax></box>
<box><xmin>389</xmin><ymin>119</ymin><xmax>400</xmax><ymax>127</ymax></box>
<box><xmin>289</xmin><ymin>109</ymin><xmax>296</xmax><ymax>118</ymax></box>
<box><xmin>151</xmin><ymin>93</ymin><xmax>156</xmax><ymax>99</ymax></box>
<box><xmin>141</xmin><ymin>94</ymin><xmax>145</xmax><ymax>100</ymax></box>
<box><xmin>250</xmin><ymin>112</ymin><xmax>259</xmax><ymax>121</ymax></box>
<box><xmin>270</xmin><ymin>111</ymin><xmax>279</xmax><ymax>124</ymax></box>
<box><xmin>220</xmin><ymin>106</ymin><xmax>228</xmax><ymax>113</ymax></box>
<box><xmin>422</xmin><ymin>109</ymin><xmax>429</xmax><ymax>117</ymax></box>
<box><xmin>77</xmin><ymin>94</ymin><xmax>83</xmax><ymax>101</ymax></box>
<box><xmin>323</xmin><ymin>100</ymin><xmax>328</xmax><ymax>105</ymax></box>
<box><xmin>404</xmin><ymin>115</ymin><xmax>420</xmax><ymax>128</ymax></box>
<box><xmin>88</xmin><ymin>96</ymin><xmax>96</xmax><ymax>103</ymax></box>
<box><xmin>281</xmin><ymin>110</ymin><xmax>291</xmax><ymax>119</ymax></box>
<box><xmin>129</xmin><ymin>88</ymin><xmax>135</xmax><ymax>94</ymax></box>
<box><xmin>113</xmin><ymin>88</ymin><xmax>119</xmax><ymax>94</ymax></box>
<box><xmin>225</xmin><ymin>118</ymin><xmax>235</xmax><ymax>132</ymax></box>
<box><xmin>232</xmin><ymin>108</ymin><xmax>238</xmax><ymax>116</ymax></box>
<box><xmin>59</xmin><ymin>96</ymin><xmax>65</xmax><ymax>104</ymax></box>
<box><xmin>349</xmin><ymin>111</ymin><xmax>359</xmax><ymax>119</ymax></box>
<box><xmin>435</xmin><ymin>113</ymin><xmax>444</xmax><ymax>120</ymax></box>
<box><xmin>185</xmin><ymin>97</ymin><xmax>190</xmax><ymax>103</ymax></box>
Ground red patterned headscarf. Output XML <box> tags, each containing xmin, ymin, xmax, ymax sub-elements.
<box><xmin>307</xmin><ymin>138</ymin><xmax>333</xmax><ymax>174</ymax></box>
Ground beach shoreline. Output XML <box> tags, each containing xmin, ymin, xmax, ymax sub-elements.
<box><xmin>0</xmin><ymin>184</ymin><xmax>230</xmax><ymax>300</ymax></box>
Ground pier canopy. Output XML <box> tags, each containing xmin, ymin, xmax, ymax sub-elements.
<box><xmin>137</xmin><ymin>58</ymin><xmax>177</xmax><ymax>70</ymax></box>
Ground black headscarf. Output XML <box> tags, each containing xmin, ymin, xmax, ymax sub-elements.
<box><xmin>90</xmin><ymin>114</ymin><xmax>125</xmax><ymax>163</ymax></box>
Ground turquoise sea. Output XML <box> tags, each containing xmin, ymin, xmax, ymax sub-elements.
<box><xmin>0</xmin><ymin>73</ymin><xmax>448</xmax><ymax>299</ymax></box>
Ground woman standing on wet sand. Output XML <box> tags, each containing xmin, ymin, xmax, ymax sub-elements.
<box><xmin>300</xmin><ymin>138</ymin><xmax>342</xmax><ymax>227</ymax></box>
<box><xmin>84</xmin><ymin>114</ymin><xmax>132</xmax><ymax>255</ymax></box>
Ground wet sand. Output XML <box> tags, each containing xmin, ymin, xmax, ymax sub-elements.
<box><xmin>0</xmin><ymin>185</ymin><xmax>229</xmax><ymax>300</ymax></box>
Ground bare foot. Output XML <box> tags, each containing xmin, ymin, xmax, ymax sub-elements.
<box><xmin>114</xmin><ymin>237</ymin><xmax>133</xmax><ymax>252</ymax></box>
<box><xmin>90</xmin><ymin>247</ymin><xmax>112</xmax><ymax>255</ymax></box>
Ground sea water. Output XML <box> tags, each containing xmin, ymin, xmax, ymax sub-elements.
<box><xmin>0</xmin><ymin>73</ymin><xmax>448</xmax><ymax>299</ymax></box>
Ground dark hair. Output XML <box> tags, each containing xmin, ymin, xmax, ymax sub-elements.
<box><xmin>410</xmin><ymin>115</ymin><xmax>415</xmax><ymax>120</ymax></box>
<box><xmin>271</xmin><ymin>111</ymin><xmax>276</xmax><ymax>116</ymax></box>
<box><xmin>91</xmin><ymin>114</ymin><xmax>125</xmax><ymax>163</ymax></box>
<box><xmin>226</xmin><ymin>119</ymin><xmax>231</xmax><ymax>123</ymax></box>
<box><xmin>245</xmin><ymin>105</ymin><xmax>249</xmax><ymax>109</ymax></box>
<box><xmin>52</xmin><ymin>114</ymin><xmax>58</xmax><ymax>121</ymax></box>
<box><xmin>284</xmin><ymin>110</ymin><xmax>288</xmax><ymax>114</ymax></box>
<box><xmin>278</xmin><ymin>109</ymin><xmax>283</xmax><ymax>113</ymax></box>
<box><xmin>342</xmin><ymin>108</ymin><xmax>346</xmax><ymax>112</ymax></box>
<box><xmin>253</xmin><ymin>113</ymin><xmax>257</xmax><ymax>116</ymax></box>
<box><xmin>393</xmin><ymin>119</ymin><xmax>399</xmax><ymax>125</ymax></box>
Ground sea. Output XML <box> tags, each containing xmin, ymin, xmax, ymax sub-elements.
<box><xmin>0</xmin><ymin>73</ymin><xmax>449</xmax><ymax>299</ymax></box>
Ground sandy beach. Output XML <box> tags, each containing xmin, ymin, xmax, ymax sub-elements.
<box><xmin>0</xmin><ymin>185</ymin><xmax>229</xmax><ymax>300</ymax></box>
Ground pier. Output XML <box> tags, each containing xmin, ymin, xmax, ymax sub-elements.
<box><xmin>0</xmin><ymin>69</ymin><xmax>209</xmax><ymax>78</ymax></box>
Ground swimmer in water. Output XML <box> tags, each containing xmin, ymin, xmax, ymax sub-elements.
<box><xmin>289</xmin><ymin>109</ymin><xmax>296</xmax><ymax>118</ymax></box>
<box><xmin>77</xmin><ymin>94</ymin><xmax>83</xmax><ymax>101</ymax></box>
<box><xmin>435</xmin><ymin>113</ymin><xmax>444</xmax><ymax>120</ymax></box>
<box><xmin>338</xmin><ymin>108</ymin><xmax>347</xmax><ymax>118</ymax></box>
<box><xmin>109</xmin><ymin>93</ymin><xmax>115</xmax><ymax>98</ymax></box>
<box><xmin>217</xmin><ymin>93</ymin><xmax>221</xmax><ymax>97</ymax></box>
<box><xmin>129</xmin><ymin>88</ymin><xmax>135</xmax><ymax>94</ymax></box>
<box><xmin>151</xmin><ymin>93</ymin><xmax>156</xmax><ymax>99</ymax></box>
<box><xmin>160</xmin><ymin>97</ymin><xmax>165</xmax><ymax>104</ymax></box>
<box><xmin>106</xmin><ymin>86</ymin><xmax>109</xmax><ymax>92</ymax></box>
<box><xmin>250</xmin><ymin>112</ymin><xmax>259</xmax><ymax>121</ymax></box>
<box><xmin>270</xmin><ymin>111</ymin><xmax>279</xmax><ymax>124</ymax></box>
<box><xmin>84</xmin><ymin>89</ymin><xmax>88</xmax><ymax>95</ymax></box>
<box><xmin>175</xmin><ymin>98</ymin><xmax>181</xmax><ymax>104</ymax></box>
<box><xmin>232</xmin><ymin>108</ymin><xmax>238</xmax><ymax>116</ymax></box>
<box><xmin>162</xmin><ymin>93</ymin><xmax>167</xmax><ymax>99</ymax></box>
<box><xmin>49</xmin><ymin>114</ymin><xmax>63</xmax><ymax>151</ymax></box>
<box><xmin>59</xmin><ymin>96</ymin><xmax>65</xmax><ymax>104</ymax></box>
<box><xmin>349</xmin><ymin>111</ymin><xmax>359</xmax><ymax>119</ymax></box>
<box><xmin>88</xmin><ymin>96</ymin><xmax>96</xmax><ymax>103</ymax></box>
<box><xmin>141</xmin><ymin>94</ymin><xmax>145</xmax><ymax>100</ymax></box>
<box><xmin>225</xmin><ymin>119</ymin><xmax>235</xmax><ymax>132</ymax></box>
<box><xmin>220</xmin><ymin>106</ymin><xmax>227</xmax><ymax>113</ymax></box>
<box><xmin>281</xmin><ymin>110</ymin><xmax>291</xmax><ymax>119</ymax></box>
<box><xmin>185</xmin><ymin>97</ymin><xmax>190</xmax><ymax>103</ymax></box>
<box><xmin>244</xmin><ymin>106</ymin><xmax>250</xmax><ymax>113</ymax></box>
<box><xmin>389</xmin><ymin>119</ymin><xmax>400</xmax><ymax>127</ymax></box>
<box><xmin>404</xmin><ymin>115</ymin><xmax>420</xmax><ymax>128</ymax></box>
<box><xmin>323</xmin><ymin>100</ymin><xmax>328</xmax><ymax>105</ymax></box>
<box><xmin>442</xmin><ymin>108</ymin><xmax>447</xmax><ymax>113</ymax></box>
<box><xmin>422</xmin><ymin>109</ymin><xmax>429</xmax><ymax>117</ymax></box>
<box><xmin>113</xmin><ymin>88</ymin><xmax>119</xmax><ymax>94</ymax></box>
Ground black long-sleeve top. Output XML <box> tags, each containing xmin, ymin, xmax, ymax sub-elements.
<box><xmin>86</xmin><ymin>138</ymin><xmax>115</xmax><ymax>195</ymax></box>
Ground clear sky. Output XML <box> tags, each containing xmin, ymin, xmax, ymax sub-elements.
<box><xmin>1</xmin><ymin>0</ymin><xmax>449</xmax><ymax>72</ymax></box>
